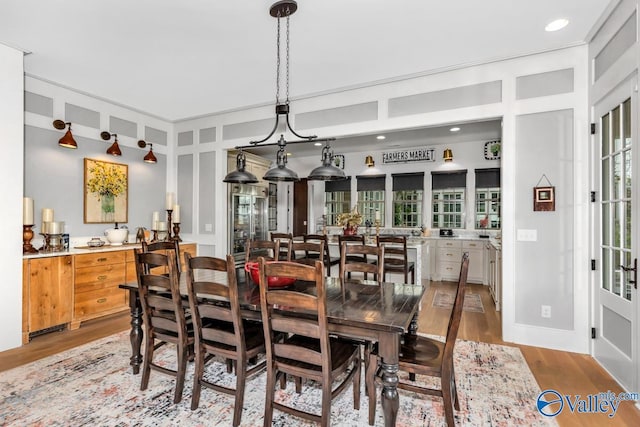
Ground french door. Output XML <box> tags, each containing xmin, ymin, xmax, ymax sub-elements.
<box><xmin>594</xmin><ymin>80</ymin><xmax>637</xmax><ymax>392</ymax></box>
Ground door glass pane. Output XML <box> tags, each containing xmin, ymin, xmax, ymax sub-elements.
<box><xmin>602</xmin><ymin>112</ymin><xmax>610</xmax><ymax>156</ymax></box>
<box><xmin>602</xmin><ymin>202</ymin><xmax>610</xmax><ymax>245</ymax></box>
<box><xmin>602</xmin><ymin>248</ymin><xmax>610</xmax><ymax>291</ymax></box>
<box><xmin>602</xmin><ymin>157</ymin><xmax>610</xmax><ymax>201</ymax></box>
<box><xmin>613</xmin><ymin>201</ymin><xmax>621</xmax><ymax>247</ymax></box>
<box><xmin>613</xmin><ymin>249</ymin><xmax>621</xmax><ymax>296</ymax></box>
<box><xmin>625</xmin><ymin>201</ymin><xmax>632</xmax><ymax>250</ymax></box>
<box><xmin>612</xmin><ymin>106</ymin><xmax>621</xmax><ymax>151</ymax></box>
<box><xmin>623</xmin><ymin>99</ymin><xmax>631</xmax><ymax>147</ymax></box>
<box><xmin>613</xmin><ymin>153</ymin><xmax>622</xmax><ymax>199</ymax></box>
<box><xmin>624</xmin><ymin>151</ymin><xmax>632</xmax><ymax>198</ymax></box>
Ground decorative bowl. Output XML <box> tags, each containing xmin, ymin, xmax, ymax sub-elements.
<box><xmin>245</xmin><ymin>261</ymin><xmax>296</xmax><ymax>288</ymax></box>
<box><xmin>105</xmin><ymin>228</ymin><xmax>128</xmax><ymax>245</ymax></box>
<box><xmin>87</xmin><ymin>238</ymin><xmax>105</xmax><ymax>247</ymax></box>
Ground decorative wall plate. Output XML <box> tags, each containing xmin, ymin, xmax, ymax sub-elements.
<box><xmin>484</xmin><ymin>140</ymin><xmax>501</xmax><ymax>160</ymax></box>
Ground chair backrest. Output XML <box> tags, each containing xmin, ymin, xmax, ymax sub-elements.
<box><xmin>443</xmin><ymin>253</ymin><xmax>469</xmax><ymax>363</ymax></box>
<box><xmin>303</xmin><ymin>233</ymin><xmax>331</xmax><ymax>262</ymax></box>
<box><xmin>135</xmin><ymin>248</ymin><xmax>187</xmax><ymax>341</ymax></box>
<box><xmin>291</xmin><ymin>241</ymin><xmax>325</xmax><ymax>266</ymax></box>
<box><xmin>258</xmin><ymin>258</ymin><xmax>329</xmax><ymax>371</ymax></box>
<box><xmin>339</xmin><ymin>243</ymin><xmax>384</xmax><ymax>284</ymax></box>
<box><xmin>376</xmin><ymin>235</ymin><xmax>408</xmax><ymax>267</ymax></box>
<box><xmin>245</xmin><ymin>239</ymin><xmax>281</xmax><ymax>264</ymax></box>
<box><xmin>271</xmin><ymin>232</ymin><xmax>293</xmax><ymax>260</ymax></box>
<box><xmin>184</xmin><ymin>253</ymin><xmax>245</xmax><ymax>354</ymax></box>
<box><xmin>142</xmin><ymin>239</ymin><xmax>182</xmax><ymax>274</ymax></box>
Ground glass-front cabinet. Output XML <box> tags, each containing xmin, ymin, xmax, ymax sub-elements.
<box><xmin>228</xmin><ymin>184</ymin><xmax>268</xmax><ymax>265</ymax></box>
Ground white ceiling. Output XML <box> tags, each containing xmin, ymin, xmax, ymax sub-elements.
<box><xmin>1</xmin><ymin>0</ymin><xmax>612</xmax><ymax>122</ymax></box>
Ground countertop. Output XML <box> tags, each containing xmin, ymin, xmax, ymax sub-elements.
<box><xmin>23</xmin><ymin>241</ymin><xmax>196</xmax><ymax>259</ymax></box>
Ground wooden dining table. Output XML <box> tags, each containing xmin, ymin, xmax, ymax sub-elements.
<box><xmin>120</xmin><ymin>273</ymin><xmax>425</xmax><ymax>427</ymax></box>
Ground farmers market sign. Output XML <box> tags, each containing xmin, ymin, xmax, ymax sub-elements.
<box><xmin>382</xmin><ymin>147</ymin><xmax>435</xmax><ymax>164</ymax></box>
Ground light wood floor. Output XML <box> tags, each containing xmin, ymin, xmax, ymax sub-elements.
<box><xmin>1</xmin><ymin>282</ymin><xmax>638</xmax><ymax>426</ymax></box>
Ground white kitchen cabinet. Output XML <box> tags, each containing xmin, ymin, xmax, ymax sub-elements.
<box><xmin>463</xmin><ymin>240</ymin><xmax>484</xmax><ymax>283</ymax></box>
<box><xmin>488</xmin><ymin>243</ymin><xmax>502</xmax><ymax>311</ymax></box>
<box><xmin>435</xmin><ymin>239</ymin><xmax>462</xmax><ymax>281</ymax></box>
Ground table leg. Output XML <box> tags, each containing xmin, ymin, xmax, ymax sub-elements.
<box><xmin>378</xmin><ymin>333</ymin><xmax>400</xmax><ymax>427</ymax></box>
<box><xmin>127</xmin><ymin>290</ymin><xmax>143</xmax><ymax>374</ymax></box>
<box><xmin>408</xmin><ymin>312</ymin><xmax>418</xmax><ymax>381</ymax></box>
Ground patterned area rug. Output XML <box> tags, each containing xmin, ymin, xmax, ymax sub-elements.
<box><xmin>433</xmin><ymin>290</ymin><xmax>485</xmax><ymax>313</ymax></box>
<box><xmin>0</xmin><ymin>332</ymin><xmax>555</xmax><ymax>426</ymax></box>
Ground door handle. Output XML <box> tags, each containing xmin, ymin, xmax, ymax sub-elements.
<box><xmin>620</xmin><ymin>258</ymin><xmax>637</xmax><ymax>289</ymax></box>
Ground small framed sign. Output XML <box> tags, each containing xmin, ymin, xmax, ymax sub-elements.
<box><xmin>533</xmin><ymin>186</ymin><xmax>555</xmax><ymax>211</ymax></box>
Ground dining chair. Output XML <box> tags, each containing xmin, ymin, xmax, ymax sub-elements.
<box><xmin>290</xmin><ymin>240</ymin><xmax>325</xmax><ymax>267</ymax></box>
<box><xmin>142</xmin><ymin>239</ymin><xmax>182</xmax><ymax>275</ymax></box>
<box><xmin>339</xmin><ymin>243</ymin><xmax>384</xmax><ymax>284</ymax></box>
<box><xmin>338</xmin><ymin>234</ymin><xmax>368</xmax><ymax>278</ymax></box>
<box><xmin>376</xmin><ymin>235</ymin><xmax>415</xmax><ymax>284</ymax></box>
<box><xmin>366</xmin><ymin>253</ymin><xmax>470</xmax><ymax>427</ymax></box>
<box><xmin>270</xmin><ymin>232</ymin><xmax>293</xmax><ymax>260</ymax></box>
<box><xmin>245</xmin><ymin>239</ymin><xmax>280</xmax><ymax>263</ymax></box>
<box><xmin>257</xmin><ymin>257</ymin><xmax>361</xmax><ymax>427</ymax></box>
<box><xmin>303</xmin><ymin>234</ymin><xmax>340</xmax><ymax>276</ymax></box>
<box><xmin>135</xmin><ymin>248</ymin><xmax>193</xmax><ymax>404</ymax></box>
<box><xmin>184</xmin><ymin>253</ymin><xmax>266</xmax><ymax>427</ymax></box>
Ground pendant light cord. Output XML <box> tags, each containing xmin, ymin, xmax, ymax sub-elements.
<box><xmin>275</xmin><ymin>13</ymin><xmax>291</xmax><ymax>106</ymax></box>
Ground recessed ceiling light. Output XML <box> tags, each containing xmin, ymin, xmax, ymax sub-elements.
<box><xmin>314</xmin><ymin>142</ymin><xmax>322</xmax><ymax>146</ymax></box>
<box><xmin>545</xmin><ymin>19</ymin><xmax>569</xmax><ymax>32</ymax></box>
<box><xmin>376</xmin><ymin>135</ymin><xmax>386</xmax><ymax>140</ymax></box>
<box><xmin>450</xmin><ymin>127</ymin><xmax>460</xmax><ymax>132</ymax></box>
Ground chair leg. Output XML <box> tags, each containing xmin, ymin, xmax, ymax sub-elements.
<box><xmin>190</xmin><ymin>347</ymin><xmax>205</xmax><ymax>410</ymax></box>
<box><xmin>353</xmin><ymin>353</ymin><xmax>361</xmax><ymax>411</ymax></box>
<box><xmin>263</xmin><ymin>365</ymin><xmax>276</xmax><ymax>427</ymax></box>
<box><xmin>366</xmin><ymin>352</ymin><xmax>377</xmax><ymax>425</ymax></box>
<box><xmin>140</xmin><ymin>335</ymin><xmax>154</xmax><ymax>391</ymax></box>
<box><xmin>295</xmin><ymin>376</ymin><xmax>302</xmax><ymax>393</ymax></box>
<box><xmin>174</xmin><ymin>343</ymin><xmax>188</xmax><ymax>403</ymax></box>
<box><xmin>321</xmin><ymin>378</ymin><xmax>332</xmax><ymax>427</ymax></box>
<box><xmin>441</xmin><ymin>376</ymin><xmax>456</xmax><ymax>427</ymax></box>
<box><xmin>233</xmin><ymin>359</ymin><xmax>247</xmax><ymax>427</ymax></box>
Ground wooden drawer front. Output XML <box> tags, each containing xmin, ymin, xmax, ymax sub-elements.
<box><xmin>124</xmin><ymin>249</ymin><xmax>136</xmax><ymax>263</ymax></box>
<box><xmin>463</xmin><ymin>240</ymin><xmax>482</xmax><ymax>249</ymax></box>
<box><xmin>75</xmin><ymin>251</ymin><xmax>125</xmax><ymax>268</ymax></box>
<box><xmin>74</xmin><ymin>286</ymin><xmax>126</xmax><ymax>317</ymax></box>
<box><xmin>75</xmin><ymin>264</ymin><xmax>125</xmax><ymax>292</ymax></box>
<box><xmin>437</xmin><ymin>247</ymin><xmax>462</xmax><ymax>261</ymax></box>
<box><xmin>437</xmin><ymin>239</ymin><xmax>462</xmax><ymax>248</ymax></box>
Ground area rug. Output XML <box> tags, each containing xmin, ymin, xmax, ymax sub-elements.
<box><xmin>432</xmin><ymin>290</ymin><xmax>485</xmax><ymax>313</ymax></box>
<box><xmin>0</xmin><ymin>332</ymin><xmax>554</xmax><ymax>426</ymax></box>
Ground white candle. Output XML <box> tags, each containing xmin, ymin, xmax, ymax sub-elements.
<box><xmin>152</xmin><ymin>211</ymin><xmax>160</xmax><ymax>223</ymax></box>
<box><xmin>375</xmin><ymin>210</ymin><xmax>381</xmax><ymax>221</ymax></box>
<box><xmin>157</xmin><ymin>221</ymin><xmax>167</xmax><ymax>231</ymax></box>
<box><xmin>42</xmin><ymin>208</ymin><xmax>54</xmax><ymax>222</ymax></box>
<box><xmin>23</xmin><ymin>197</ymin><xmax>34</xmax><ymax>225</ymax></box>
<box><xmin>172</xmin><ymin>204</ymin><xmax>180</xmax><ymax>223</ymax></box>
<box><xmin>323</xmin><ymin>206</ymin><xmax>328</xmax><ymax>216</ymax></box>
<box><xmin>42</xmin><ymin>221</ymin><xmax>51</xmax><ymax>234</ymax></box>
<box><xmin>165</xmin><ymin>192</ymin><xmax>175</xmax><ymax>210</ymax></box>
<box><xmin>49</xmin><ymin>221</ymin><xmax>64</xmax><ymax>235</ymax></box>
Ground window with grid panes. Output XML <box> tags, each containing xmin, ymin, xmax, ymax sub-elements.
<box><xmin>431</xmin><ymin>170</ymin><xmax>467</xmax><ymax>229</ymax></box>
<box><xmin>356</xmin><ymin>175</ymin><xmax>386</xmax><ymax>224</ymax></box>
<box><xmin>324</xmin><ymin>178</ymin><xmax>351</xmax><ymax>227</ymax></box>
<box><xmin>474</xmin><ymin>168</ymin><xmax>501</xmax><ymax>229</ymax></box>
<box><xmin>392</xmin><ymin>172</ymin><xmax>424</xmax><ymax>227</ymax></box>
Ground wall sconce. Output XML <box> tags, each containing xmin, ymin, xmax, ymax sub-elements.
<box><xmin>443</xmin><ymin>148</ymin><xmax>453</xmax><ymax>162</ymax></box>
<box><xmin>53</xmin><ymin>120</ymin><xmax>77</xmax><ymax>149</ymax></box>
<box><xmin>100</xmin><ymin>131</ymin><xmax>122</xmax><ymax>156</ymax></box>
<box><xmin>365</xmin><ymin>155</ymin><xmax>375</xmax><ymax>167</ymax></box>
<box><xmin>137</xmin><ymin>140</ymin><xmax>157</xmax><ymax>164</ymax></box>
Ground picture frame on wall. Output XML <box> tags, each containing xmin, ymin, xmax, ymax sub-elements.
<box><xmin>84</xmin><ymin>158</ymin><xmax>129</xmax><ymax>223</ymax></box>
<box><xmin>533</xmin><ymin>186</ymin><xmax>555</xmax><ymax>211</ymax></box>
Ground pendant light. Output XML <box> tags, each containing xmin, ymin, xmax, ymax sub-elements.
<box><xmin>308</xmin><ymin>143</ymin><xmax>346</xmax><ymax>181</ymax></box>
<box><xmin>137</xmin><ymin>140</ymin><xmax>157</xmax><ymax>164</ymax></box>
<box><xmin>223</xmin><ymin>150</ymin><xmax>259</xmax><ymax>184</ymax></box>
<box><xmin>224</xmin><ymin>1</ymin><xmax>344</xmax><ymax>183</ymax></box>
<box><xmin>53</xmin><ymin>120</ymin><xmax>77</xmax><ymax>149</ymax></box>
<box><xmin>101</xmin><ymin>131</ymin><xmax>122</xmax><ymax>156</ymax></box>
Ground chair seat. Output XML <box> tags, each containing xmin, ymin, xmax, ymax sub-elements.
<box><xmin>384</xmin><ymin>261</ymin><xmax>415</xmax><ymax>271</ymax></box>
<box><xmin>276</xmin><ymin>335</ymin><xmax>359</xmax><ymax>374</ymax></box>
<box><xmin>201</xmin><ymin>319</ymin><xmax>265</xmax><ymax>353</ymax></box>
<box><xmin>399</xmin><ymin>335</ymin><xmax>444</xmax><ymax>372</ymax></box>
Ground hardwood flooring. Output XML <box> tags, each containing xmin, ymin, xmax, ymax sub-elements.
<box><xmin>1</xmin><ymin>281</ymin><xmax>638</xmax><ymax>426</ymax></box>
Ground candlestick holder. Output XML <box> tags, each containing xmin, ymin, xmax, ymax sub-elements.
<box><xmin>40</xmin><ymin>233</ymin><xmax>51</xmax><ymax>253</ymax></box>
<box><xmin>172</xmin><ymin>223</ymin><xmax>182</xmax><ymax>242</ymax></box>
<box><xmin>23</xmin><ymin>225</ymin><xmax>39</xmax><ymax>254</ymax></box>
<box><xmin>166</xmin><ymin>209</ymin><xmax>173</xmax><ymax>240</ymax></box>
<box><xmin>151</xmin><ymin>229</ymin><xmax>159</xmax><ymax>242</ymax></box>
<box><xmin>375</xmin><ymin>220</ymin><xmax>380</xmax><ymax>237</ymax></box>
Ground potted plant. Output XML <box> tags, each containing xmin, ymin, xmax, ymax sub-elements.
<box><xmin>336</xmin><ymin>206</ymin><xmax>363</xmax><ymax>235</ymax></box>
<box><xmin>490</xmin><ymin>142</ymin><xmax>501</xmax><ymax>157</ymax></box>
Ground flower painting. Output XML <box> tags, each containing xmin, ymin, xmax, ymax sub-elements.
<box><xmin>84</xmin><ymin>158</ymin><xmax>128</xmax><ymax>223</ymax></box>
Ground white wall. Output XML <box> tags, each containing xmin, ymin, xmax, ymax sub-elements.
<box><xmin>0</xmin><ymin>42</ymin><xmax>25</xmax><ymax>351</ymax></box>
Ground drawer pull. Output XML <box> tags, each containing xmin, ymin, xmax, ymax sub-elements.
<box><xmin>97</xmin><ymin>275</ymin><xmax>107</xmax><ymax>281</ymax></box>
<box><xmin>446</xmin><ymin>253</ymin><xmax>453</xmax><ymax>257</ymax></box>
<box><xmin>97</xmin><ymin>257</ymin><xmax>108</xmax><ymax>262</ymax></box>
<box><xmin>97</xmin><ymin>298</ymin><xmax>107</xmax><ymax>304</ymax></box>
<box><xmin>446</xmin><ymin>267</ymin><xmax>453</xmax><ymax>271</ymax></box>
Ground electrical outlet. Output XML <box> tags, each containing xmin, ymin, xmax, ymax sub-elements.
<box><xmin>541</xmin><ymin>305</ymin><xmax>551</xmax><ymax>318</ymax></box>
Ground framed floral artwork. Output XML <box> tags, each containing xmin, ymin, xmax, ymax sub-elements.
<box><xmin>84</xmin><ymin>158</ymin><xmax>128</xmax><ymax>223</ymax></box>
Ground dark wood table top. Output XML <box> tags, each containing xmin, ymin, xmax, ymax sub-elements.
<box><xmin>121</xmin><ymin>273</ymin><xmax>425</xmax><ymax>335</ymax></box>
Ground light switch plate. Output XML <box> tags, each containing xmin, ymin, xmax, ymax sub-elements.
<box><xmin>517</xmin><ymin>229</ymin><xmax>537</xmax><ymax>241</ymax></box>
